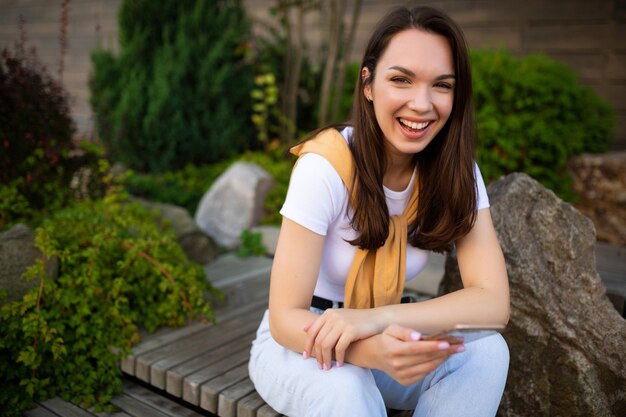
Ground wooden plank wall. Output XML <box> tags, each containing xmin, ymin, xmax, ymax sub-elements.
<box><xmin>0</xmin><ymin>0</ymin><xmax>624</xmax><ymax>149</ymax></box>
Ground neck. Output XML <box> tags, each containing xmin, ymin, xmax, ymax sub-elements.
<box><xmin>383</xmin><ymin>153</ymin><xmax>414</xmax><ymax>192</ymax></box>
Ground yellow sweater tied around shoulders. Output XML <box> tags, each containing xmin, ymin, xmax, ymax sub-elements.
<box><xmin>290</xmin><ymin>128</ymin><xmax>419</xmax><ymax>309</ymax></box>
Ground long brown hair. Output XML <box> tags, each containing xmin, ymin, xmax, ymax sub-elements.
<box><xmin>294</xmin><ymin>6</ymin><xmax>477</xmax><ymax>252</ymax></box>
<box><xmin>348</xmin><ymin>6</ymin><xmax>478</xmax><ymax>252</ymax></box>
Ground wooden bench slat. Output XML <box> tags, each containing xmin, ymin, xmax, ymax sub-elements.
<box><xmin>135</xmin><ymin>307</ymin><xmax>263</xmax><ymax>383</ymax></box>
<box><xmin>205</xmin><ymin>255</ymin><xmax>272</xmax><ymax>288</ymax></box>
<box><xmin>110</xmin><ymin>395</ymin><xmax>171</xmax><ymax>417</ymax></box>
<box><xmin>38</xmin><ymin>398</ymin><xmax>96</xmax><ymax>417</ymax></box>
<box><xmin>184</xmin><ymin>348</ymin><xmax>251</xmax><ymax>407</ymax></box>
<box><xmin>236</xmin><ymin>391</ymin><xmax>267</xmax><ymax>417</ymax></box>
<box><xmin>23</xmin><ymin>407</ymin><xmax>60</xmax><ymax>417</ymax></box>
<box><xmin>120</xmin><ymin>381</ymin><xmax>204</xmax><ymax>417</ymax></box>
<box><xmin>256</xmin><ymin>403</ymin><xmax>281</xmax><ymax>417</ymax></box>
<box><xmin>150</xmin><ymin>308</ymin><xmax>264</xmax><ymax>390</ymax></box>
<box><xmin>217</xmin><ymin>378</ymin><xmax>256</xmax><ymax>417</ymax></box>
<box><xmin>166</xmin><ymin>331</ymin><xmax>256</xmax><ymax>397</ymax></box>
<box><xmin>198</xmin><ymin>361</ymin><xmax>250</xmax><ymax>412</ymax></box>
<box><xmin>122</xmin><ymin>285</ymin><xmax>267</xmax><ymax>376</ymax></box>
<box><xmin>212</xmin><ymin>274</ymin><xmax>271</xmax><ymax>314</ymax></box>
<box><xmin>91</xmin><ymin>406</ymin><xmax>133</xmax><ymax>417</ymax></box>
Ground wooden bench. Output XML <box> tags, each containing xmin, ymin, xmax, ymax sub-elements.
<box><xmin>122</xmin><ymin>254</ymin><xmax>278</xmax><ymax>417</ymax></box>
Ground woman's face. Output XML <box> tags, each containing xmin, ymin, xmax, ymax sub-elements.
<box><xmin>364</xmin><ymin>29</ymin><xmax>455</xmax><ymax>161</ymax></box>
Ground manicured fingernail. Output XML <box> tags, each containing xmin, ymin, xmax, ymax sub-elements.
<box><xmin>302</xmin><ymin>351</ymin><xmax>309</xmax><ymax>360</ymax></box>
<box><xmin>337</xmin><ymin>361</ymin><xmax>343</xmax><ymax>367</ymax></box>
<box><xmin>323</xmin><ymin>363</ymin><xmax>330</xmax><ymax>371</ymax></box>
<box><xmin>438</xmin><ymin>342</ymin><xmax>450</xmax><ymax>350</ymax></box>
<box><xmin>456</xmin><ymin>345</ymin><xmax>466</xmax><ymax>353</ymax></box>
<box><xmin>410</xmin><ymin>331</ymin><xmax>421</xmax><ymax>341</ymax></box>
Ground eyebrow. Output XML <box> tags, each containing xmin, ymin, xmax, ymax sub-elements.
<box><xmin>388</xmin><ymin>65</ymin><xmax>455</xmax><ymax>80</ymax></box>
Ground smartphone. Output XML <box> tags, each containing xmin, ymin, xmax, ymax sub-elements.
<box><xmin>422</xmin><ymin>324</ymin><xmax>506</xmax><ymax>344</ymax></box>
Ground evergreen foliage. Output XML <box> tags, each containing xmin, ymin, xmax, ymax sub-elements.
<box><xmin>471</xmin><ymin>49</ymin><xmax>614</xmax><ymax>198</ymax></box>
<box><xmin>90</xmin><ymin>0</ymin><xmax>256</xmax><ymax>173</ymax></box>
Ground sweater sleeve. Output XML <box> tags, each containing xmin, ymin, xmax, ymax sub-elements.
<box><xmin>280</xmin><ymin>153</ymin><xmax>347</xmax><ymax>236</ymax></box>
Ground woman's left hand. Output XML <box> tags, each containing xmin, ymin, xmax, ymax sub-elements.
<box><xmin>303</xmin><ymin>308</ymin><xmax>385</xmax><ymax>370</ymax></box>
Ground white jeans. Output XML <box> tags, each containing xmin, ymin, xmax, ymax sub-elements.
<box><xmin>249</xmin><ymin>310</ymin><xmax>509</xmax><ymax>417</ymax></box>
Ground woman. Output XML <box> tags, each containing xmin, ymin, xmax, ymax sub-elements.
<box><xmin>249</xmin><ymin>5</ymin><xmax>510</xmax><ymax>417</ymax></box>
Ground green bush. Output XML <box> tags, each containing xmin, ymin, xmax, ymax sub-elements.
<box><xmin>236</xmin><ymin>230</ymin><xmax>267</xmax><ymax>257</ymax></box>
<box><xmin>90</xmin><ymin>0</ymin><xmax>257</xmax><ymax>173</ymax></box>
<box><xmin>0</xmin><ymin>186</ymin><xmax>218</xmax><ymax>415</ymax></box>
<box><xmin>471</xmin><ymin>49</ymin><xmax>615</xmax><ymax>198</ymax></box>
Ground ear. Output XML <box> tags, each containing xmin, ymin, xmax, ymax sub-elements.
<box><xmin>362</xmin><ymin>67</ymin><xmax>372</xmax><ymax>100</ymax></box>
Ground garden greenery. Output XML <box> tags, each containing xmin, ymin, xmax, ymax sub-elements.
<box><xmin>0</xmin><ymin>185</ymin><xmax>218</xmax><ymax>415</ymax></box>
<box><xmin>471</xmin><ymin>49</ymin><xmax>614</xmax><ymax>198</ymax></box>
<box><xmin>237</xmin><ymin>230</ymin><xmax>267</xmax><ymax>257</ymax></box>
<box><xmin>0</xmin><ymin>45</ymin><xmax>104</xmax><ymax>230</ymax></box>
<box><xmin>122</xmin><ymin>150</ymin><xmax>293</xmax><ymax>225</ymax></box>
<box><xmin>90</xmin><ymin>0</ymin><xmax>256</xmax><ymax>173</ymax></box>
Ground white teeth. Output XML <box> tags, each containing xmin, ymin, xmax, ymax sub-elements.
<box><xmin>400</xmin><ymin>118</ymin><xmax>429</xmax><ymax>130</ymax></box>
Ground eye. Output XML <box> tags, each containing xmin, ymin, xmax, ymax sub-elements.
<box><xmin>391</xmin><ymin>76</ymin><xmax>410</xmax><ymax>84</ymax></box>
<box><xmin>434</xmin><ymin>82</ymin><xmax>453</xmax><ymax>90</ymax></box>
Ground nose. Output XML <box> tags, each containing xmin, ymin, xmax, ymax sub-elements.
<box><xmin>407</xmin><ymin>86</ymin><xmax>433</xmax><ymax>113</ymax></box>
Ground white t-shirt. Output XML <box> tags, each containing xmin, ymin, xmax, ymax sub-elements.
<box><xmin>280</xmin><ymin>127</ymin><xmax>489</xmax><ymax>302</ymax></box>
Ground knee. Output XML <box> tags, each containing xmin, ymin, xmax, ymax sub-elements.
<box><xmin>467</xmin><ymin>332</ymin><xmax>510</xmax><ymax>372</ymax></box>
<box><xmin>306</xmin><ymin>366</ymin><xmax>386</xmax><ymax>414</ymax></box>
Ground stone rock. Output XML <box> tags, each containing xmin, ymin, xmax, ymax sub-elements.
<box><xmin>251</xmin><ymin>225</ymin><xmax>281</xmax><ymax>256</ymax></box>
<box><xmin>439</xmin><ymin>173</ymin><xmax>626</xmax><ymax>417</ymax></box>
<box><xmin>132</xmin><ymin>198</ymin><xmax>219</xmax><ymax>265</ymax></box>
<box><xmin>0</xmin><ymin>224</ymin><xmax>58</xmax><ymax>306</ymax></box>
<box><xmin>568</xmin><ymin>151</ymin><xmax>626</xmax><ymax>246</ymax></box>
<box><xmin>195</xmin><ymin>162</ymin><xmax>274</xmax><ymax>250</ymax></box>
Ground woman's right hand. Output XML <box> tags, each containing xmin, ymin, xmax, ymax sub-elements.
<box><xmin>373</xmin><ymin>324</ymin><xmax>464</xmax><ymax>386</ymax></box>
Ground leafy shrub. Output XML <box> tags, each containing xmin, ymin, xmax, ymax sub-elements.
<box><xmin>471</xmin><ymin>49</ymin><xmax>615</xmax><ymax>198</ymax></box>
<box><xmin>0</xmin><ymin>186</ymin><xmax>218</xmax><ymax>415</ymax></box>
<box><xmin>90</xmin><ymin>0</ymin><xmax>257</xmax><ymax>173</ymax></box>
<box><xmin>0</xmin><ymin>45</ymin><xmax>82</xmax><ymax>227</ymax></box>
<box><xmin>236</xmin><ymin>230</ymin><xmax>267</xmax><ymax>257</ymax></box>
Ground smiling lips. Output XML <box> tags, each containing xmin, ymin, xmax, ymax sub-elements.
<box><xmin>399</xmin><ymin>117</ymin><xmax>431</xmax><ymax>132</ymax></box>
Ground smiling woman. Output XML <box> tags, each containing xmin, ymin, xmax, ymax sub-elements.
<box><xmin>248</xmin><ymin>6</ymin><xmax>510</xmax><ymax>417</ymax></box>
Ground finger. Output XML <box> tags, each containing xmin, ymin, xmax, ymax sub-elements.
<box><xmin>320</xmin><ymin>327</ymin><xmax>343</xmax><ymax>370</ymax></box>
<box><xmin>303</xmin><ymin>316</ymin><xmax>326</xmax><ymax>360</ymax></box>
<box><xmin>334</xmin><ymin>332</ymin><xmax>354</xmax><ymax>367</ymax></box>
<box><xmin>408</xmin><ymin>340</ymin><xmax>453</xmax><ymax>354</ymax></box>
<box><xmin>383</xmin><ymin>324</ymin><xmax>422</xmax><ymax>342</ymax></box>
<box><xmin>313</xmin><ymin>322</ymin><xmax>335</xmax><ymax>369</ymax></box>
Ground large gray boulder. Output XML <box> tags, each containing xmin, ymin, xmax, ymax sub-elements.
<box><xmin>195</xmin><ymin>162</ymin><xmax>274</xmax><ymax>250</ymax></box>
<box><xmin>0</xmin><ymin>224</ymin><xmax>57</xmax><ymax>306</ymax></box>
<box><xmin>132</xmin><ymin>198</ymin><xmax>219</xmax><ymax>265</ymax></box>
<box><xmin>439</xmin><ymin>173</ymin><xmax>626</xmax><ymax>417</ymax></box>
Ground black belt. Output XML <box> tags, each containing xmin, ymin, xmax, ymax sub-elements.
<box><xmin>311</xmin><ymin>295</ymin><xmax>415</xmax><ymax>310</ymax></box>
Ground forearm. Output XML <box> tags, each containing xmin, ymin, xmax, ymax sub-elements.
<box><xmin>268</xmin><ymin>307</ymin><xmax>322</xmax><ymax>354</ymax></box>
<box><xmin>343</xmin><ymin>333</ymin><xmax>381</xmax><ymax>369</ymax></box>
<box><xmin>378</xmin><ymin>286</ymin><xmax>510</xmax><ymax>334</ymax></box>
